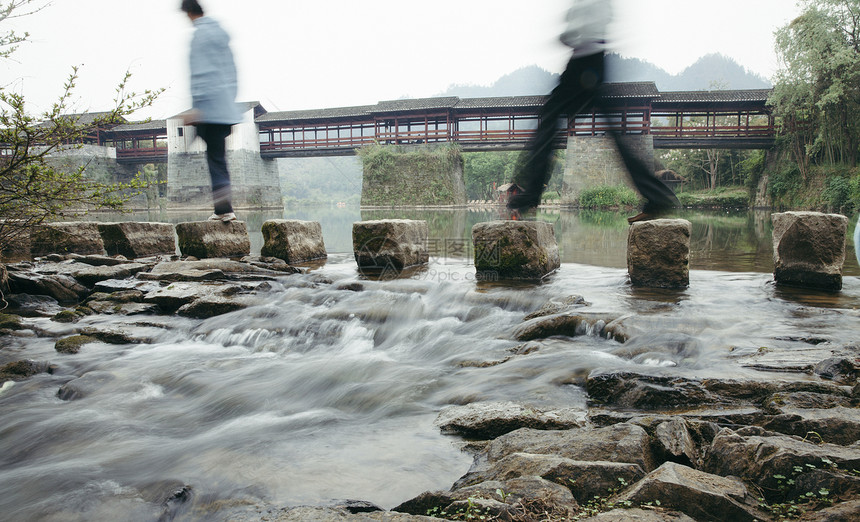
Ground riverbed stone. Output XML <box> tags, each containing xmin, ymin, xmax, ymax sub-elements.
<box><xmin>614</xmin><ymin>462</ymin><xmax>765</xmax><ymax>522</ymax></box>
<box><xmin>0</xmin><ymin>359</ymin><xmax>55</xmax><ymax>383</ymax></box>
<box><xmin>98</xmin><ymin>222</ymin><xmax>176</xmax><ymax>259</ymax></box>
<box><xmin>261</xmin><ymin>219</ymin><xmax>327</xmax><ymax>264</ymax></box>
<box><xmin>704</xmin><ymin>427</ymin><xmax>860</xmax><ymax>502</ymax></box>
<box><xmin>50</xmin><ymin>261</ymin><xmax>148</xmax><ymax>287</ymax></box>
<box><xmin>471</xmin><ymin>220</ymin><xmax>560</xmax><ymax>280</ymax></box>
<box><xmin>772</xmin><ymin>211</ymin><xmax>848</xmax><ymax>291</ymax></box>
<box><xmin>579</xmin><ymin>508</ymin><xmax>696</xmax><ymax>521</ymax></box>
<box><xmin>30</xmin><ymin>221</ymin><xmax>105</xmax><ymax>257</ymax></box>
<box><xmin>435</xmin><ymin>401</ymin><xmax>586</xmax><ymax>439</ymax></box>
<box><xmin>352</xmin><ymin>220</ymin><xmax>429</xmax><ymax>270</ymax></box>
<box><xmin>479</xmin><ymin>423</ymin><xmax>656</xmax><ymax>473</ymax></box>
<box><xmin>512</xmin><ymin>312</ymin><xmax>622</xmax><ymax>342</ymax></box>
<box><xmin>7</xmin><ymin>271</ymin><xmax>89</xmax><ymax>302</ymax></box>
<box><xmin>175</xmin><ymin>221</ymin><xmax>251</xmax><ymax>259</ymax></box>
<box><xmin>627</xmin><ymin>219</ymin><xmax>691</xmax><ymax>289</ymax></box>
<box><xmin>176</xmin><ymin>295</ymin><xmax>251</xmax><ymax>319</ymax></box>
<box><xmin>453</xmin><ymin>452</ymin><xmax>646</xmax><ymax>504</ymax></box>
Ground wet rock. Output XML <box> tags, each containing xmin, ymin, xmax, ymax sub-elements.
<box><xmin>453</xmin><ymin>452</ymin><xmax>646</xmax><ymax>504</ymax></box>
<box><xmin>175</xmin><ymin>221</ymin><xmax>251</xmax><ymax>259</ymax></box>
<box><xmin>435</xmin><ymin>401</ymin><xmax>586</xmax><ymax>439</ymax></box>
<box><xmin>57</xmin><ymin>371</ymin><xmax>118</xmax><ymax>400</ymax></box>
<box><xmin>394</xmin><ymin>476</ymin><xmax>577</xmax><ymax>520</ymax></box>
<box><xmin>7</xmin><ymin>271</ymin><xmax>89</xmax><ymax>302</ymax></box>
<box><xmin>654</xmin><ymin>418</ymin><xmax>698</xmax><ymax>466</ymax></box>
<box><xmin>5</xmin><ymin>293</ymin><xmax>62</xmax><ymax>317</ymax></box>
<box><xmin>353</xmin><ymin>219</ymin><xmax>429</xmax><ymax>270</ymax></box>
<box><xmin>579</xmin><ymin>508</ymin><xmax>695</xmax><ymax>521</ymax></box>
<box><xmin>627</xmin><ymin>219</ymin><xmax>691</xmax><ymax>289</ymax></box>
<box><xmin>0</xmin><ymin>360</ymin><xmax>55</xmax><ymax>382</ymax></box>
<box><xmin>757</xmin><ymin>409</ymin><xmax>860</xmax><ymax>446</ymax></box>
<box><xmin>807</xmin><ymin>499</ymin><xmax>860</xmax><ymax>521</ymax></box>
<box><xmin>30</xmin><ymin>221</ymin><xmax>105</xmax><ymax>257</ymax></box>
<box><xmin>79</xmin><ymin>326</ymin><xmax>154</xmax><ymax>345</ymax></box>
<box><xmin>177</xmin><ymin>295</ymin><xmax>250</xmax><ymax>319</ymax></box>
<box><xmin>0</xmin><ymin>313</ymin><xmax>23</xmax><ymax>330</ymax></box>
<box><xmin>54</xmin><ymin>334</ymin><xmax>99</xmax><ymax>354</ymax></box>
<box><xmin>0</xmin><ymin>263</ymin><xmax>9</xmax><ymax>295</ymax></box>
<box><xmin>93</xmin><ymin>278</ymin><xmax>163</xmax><ymax>294</ymax></box>
<box><xmin>523</xmin><ymin>295</ymin><xmax>589</xmax><ymax>320</ymax></box>
<box><xmin>814</xmin><ymin>357</ymin><xmax>858</xmax><ymax>385</ymax></box>
<box><xmin>479</xmin><ymin>423</ymin><xmax>656</xmax><ymax>473</ymax></box>
<box><xmin>772</xmin><ymin>211</ymin><xmax>848</xmax><ymax>291</ymax></box>
<box><xmin>513</xmin><ymin>312</ymin><xmax>621</xmax><ymax>342</ymax></box>
<box><xmin>471</xmin><ymin>220</ymin><xmax>560</xmax><ymax>280</ymax></box>
<box><xmin>614</xmin><ymin>462</ymin><xmax>765</xmax><ymax>522</ymax></box>
<box><xmin>704</xmin><ymin>427</ymin><xmax>860</xmax><ymax>502</ymax></box>
<box><xmin>261</xmin><ymin>219</ymin><xmax>327</xmax><ymax>264</ymax></box>
<box><xmin>66</xmin><ymin>253</ymin><xmax>130</xmax><ymax>267</ymax></box>
<box><xmin>98</xmin><ymin>222</ymin><xmax>176</xmax><ymax>259</ymax></box>
<box><xmin>586</xmin><ymin>370</ymin><xmax>712</xmax><ymax>410</ymax></box>
<box><xmin>142</xmin><ymin>259</ymin><xmax>286</xmax><ymax>282</ymax></box>
<box><xmin>51</xmin><ymin>262</ymin><xmax>148</xmax><ymax>287</ymax></box>
<box><xmin>143</xmin><ymin>282</ymin><xmax>215</xmax><ymax>312</ymax></box>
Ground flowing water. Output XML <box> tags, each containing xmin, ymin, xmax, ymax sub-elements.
<box><xmin>0</xmin><ymin>208</ymin><xmax>858</xmax><ymax>520</ymax></box>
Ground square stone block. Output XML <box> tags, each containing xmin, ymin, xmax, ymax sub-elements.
<box><xmin>31</xmin><ymin>222</ymin><xmax>105</xmax><ymax>257</ymax></box>
<box><xmin>352</xmin><ymin>219</ymin><xmax>428</xmax><ymax>270</ymax></box>
<box><xmin>261</xmin><ymin>219</ymin><xmax>327</xmax><ymax>264</ymax></box>
<box><xmin>471</xmin><ymin>220</ymin><xmax>560</xmax><ymax>280</ymax></box>
<box><xmin>175</xmin><ymin>221</ymin><xmax>250</xmax><ymax>259</ymax></box>
<box><xmin>627</xmin><ymin>219</ymin><xmax>691</xmax><ymax>289</ymax></box>
<box><xmin>98</xmin><ymin>222</ymin><xmax>176</xmax><ymax>259</ymax></box>
<box><xmin>772</xmin><ymin>211</ymin><xmax>847</xmax><ymax>291</ymax></box>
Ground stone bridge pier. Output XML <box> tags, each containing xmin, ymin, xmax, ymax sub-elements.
<box><xmin>166</xmin><ymin>106</ymin><xmax>282</xmax><ymax>210</ymax></box>
<box><xmin>561</xmin><ymin>134</ymin><xmax>656</xmax><ymax>205</ymax></box>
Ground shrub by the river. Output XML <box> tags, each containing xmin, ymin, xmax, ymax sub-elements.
<box><xmin>578</xmin><ymin>185</ymin><xmax>639</xmax><ymax>209</ymax></box>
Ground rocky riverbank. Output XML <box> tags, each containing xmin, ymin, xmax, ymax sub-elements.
<box><xmin>1</xmin><ymin>252</ymin><xmax>859</xmax><ymax>521</ymax></box>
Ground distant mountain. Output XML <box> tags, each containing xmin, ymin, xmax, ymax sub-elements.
<box><xmin>437</xmin><ymin>53</ymin><xmax>771</xmax><ymax>98</ymax></box>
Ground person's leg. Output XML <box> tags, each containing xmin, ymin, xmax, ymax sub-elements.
<box><xmin>509</xmin><ymin>53</ymin><xmax>603</xmax><ymax>209</ymax></box>
<box><xmin>197</xmin><ymin>123</ymin><xmax>234</xmax><ymax>215</ymax></box>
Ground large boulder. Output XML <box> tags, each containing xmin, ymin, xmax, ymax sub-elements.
<box><xmin>614</xmin><ymin>462</ymin><xmax>765</xmax><ymax>521</ymax></box>
<box><xmin>772</xmin><ymin>211</ymin><xmax>848</xmax><ymax>291</ymax></box>
<box><xmin>175</xmin><ymin>221</ymin><xmax>250</xmax><ymax>259</ymax></box>
<box><xmin>352</xmin><ymin>220</ymin><xmax>428</xmax><ymax>270</ymax></box>
<box><xmin>704</xmin><ymin>427</ymin><xmax>860</xmax><ymax>502</ymax></box>
<box><xmin>261</xmin><ymin>219</ymin><xmax>327</xmax><ymax>264</ymax></box>
<box><xmin>471</xmin><ymin>220</ymin><xmax>560</xmax><ymax>280</ymax></box>
<box><xmin>98</xmin><ymin>222</ymin><xmax>176</xmax><ymax>259</ymax></box>
<box><xmin>477</xmin><ymin>423</ymin><xmax>656</xmax><ymax>473</ymax></box>
<box><xmin>627</xmin><ymin>219</ymin><xmax>691</xmax><ymax>289</ymax></box>
<box><xmin>30</xmin><ymin>222</ymin><xmax>105</xmax><ymax>257</ymax></box>
<box><xmin>7</xmin><ymin>271</ymin><xmax>89</xmax><ymax>302</ymax></box>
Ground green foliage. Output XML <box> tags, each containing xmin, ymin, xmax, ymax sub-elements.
<box><xmin>578</xmin><ymin>184</ymin><xmax>639</xmax><ymax>209</ymax></box>
<box><xmin>0</xmin><ymin>1</ymin><xmax>162</xmax><ymax>254</ymax></box>
<box><xmin>462</xmin><ymin>150</ymin><xmax>564</xmax><ymax>200</ymax></box>
<box><xmin>771</xmin><ymin>0</ymin><xmax>860</xmax><ymax>170</ymax></box>
<box><xmin>358</xmin><ymin>143</ymin><xmax>464</xmax><ymax>206</ymax></box>
<box><xmin>279</xmin><ymin>156</ymin><xmax>362</xmax><ymax>206</ymax></box>
<box><xmin>676</xmin><ymin>187</ymin><xmax>750</xmax><ymax>208</ymax></box>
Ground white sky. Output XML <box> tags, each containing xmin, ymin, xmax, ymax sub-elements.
<box><xmin>2</xmin><ymin>0</ymin><xmax>802</xmax><ymax>120</ymax></box>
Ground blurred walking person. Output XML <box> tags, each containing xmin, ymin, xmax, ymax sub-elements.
<box><xmin>181</xmin><ymin>0</ymin><xmax>242</xmax><ymax>222</ymax></box>
<box><xmin>508</xmin><ymin>0</ymin><xmax>678</xmax><ymax>223</ymax></box>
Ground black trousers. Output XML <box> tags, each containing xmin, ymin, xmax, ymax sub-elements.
<box><xmin>196</xmin><ymin>123</ymin><xmax>234</xmax><ymax>215</ymax></box>
<box><xmin>519</xmin><ymin>51</ymin><xmax>678</xmax><ymax>213</ymax></box>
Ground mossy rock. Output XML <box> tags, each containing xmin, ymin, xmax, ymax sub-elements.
<box><xmin>55</xmin><ymin>335</ymin><xmax>98</xmax><ymax>354</ymax></box>
<box><xmin>0</xmin><ymin>313</ymin><xmax>23</xmax><ymax>330</ymax></box>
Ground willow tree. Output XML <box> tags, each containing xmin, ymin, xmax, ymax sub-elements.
<box><xmin>770</xmin><ymin>0</ymin><xmax>860</xmax><ymax>175</ymax></box>
<box><xmin>0</xmin><ymin>0</ymin><xmax>162</xmax><ymax>254</ymax></box>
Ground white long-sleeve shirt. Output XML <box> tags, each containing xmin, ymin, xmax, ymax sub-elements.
<box><xmin>560</xmin><ymin>0</ymin><xmax>613</xmax><ymax>56</ymax></box>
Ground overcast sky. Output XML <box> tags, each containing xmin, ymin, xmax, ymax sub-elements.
<box><xmin>2</xmin><ymin>0</ymin><xmax>802</xmax><ymax>120</ymax></box>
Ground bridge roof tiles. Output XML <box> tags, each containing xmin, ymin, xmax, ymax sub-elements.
<box><xmin>374</xmin><ymin>97</ymin><xmax>461</xmax><ymax>113</ymax></box>
<box><xmin>111</xmin><ymin>120</ymin><xmax>167</xmax><ymax>133</ymax></box>
<box><xmin>600</xmin><ymin>82</ymin><xmax>660</xmax><ymax>99</ymax></box>
<box><xmin>654</xmin><ymin>89</ymin><xmax>772</xmax><ymax>104</ymax></box>
<box><xmin>257</xmin><ymin>105</ymin><xmax>377</xmax><ymax>123</ymax></box>
<box><xmin>455</xmin><ymin>96</ymin><xmax>547</xmax><ymax>109</ymax></box>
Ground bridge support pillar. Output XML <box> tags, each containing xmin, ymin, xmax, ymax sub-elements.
<box><xmin>560</xmin><ymin>135</ymin><xmax>655</xmax><ymax>206</ymax></box>
<box><xmin>359</xmin><ymin>144</ymin><xmax>467</xmax><ymax>207</ymax></box>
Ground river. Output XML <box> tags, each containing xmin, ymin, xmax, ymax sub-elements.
<box><xmin>0</xmin><ymin>208</ymin><xmax>858</xmax><ymax>520</ymax></box>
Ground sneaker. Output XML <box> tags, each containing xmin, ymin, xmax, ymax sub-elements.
<box><xmin>220</xmin><ymin>212</ymin><xmax>237</xmax><ymax>222</ymax></box>
<box><xmin>208</xmin><ymin>213</ymin><xmax>222</xmax><ymax>221</ymax></box>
